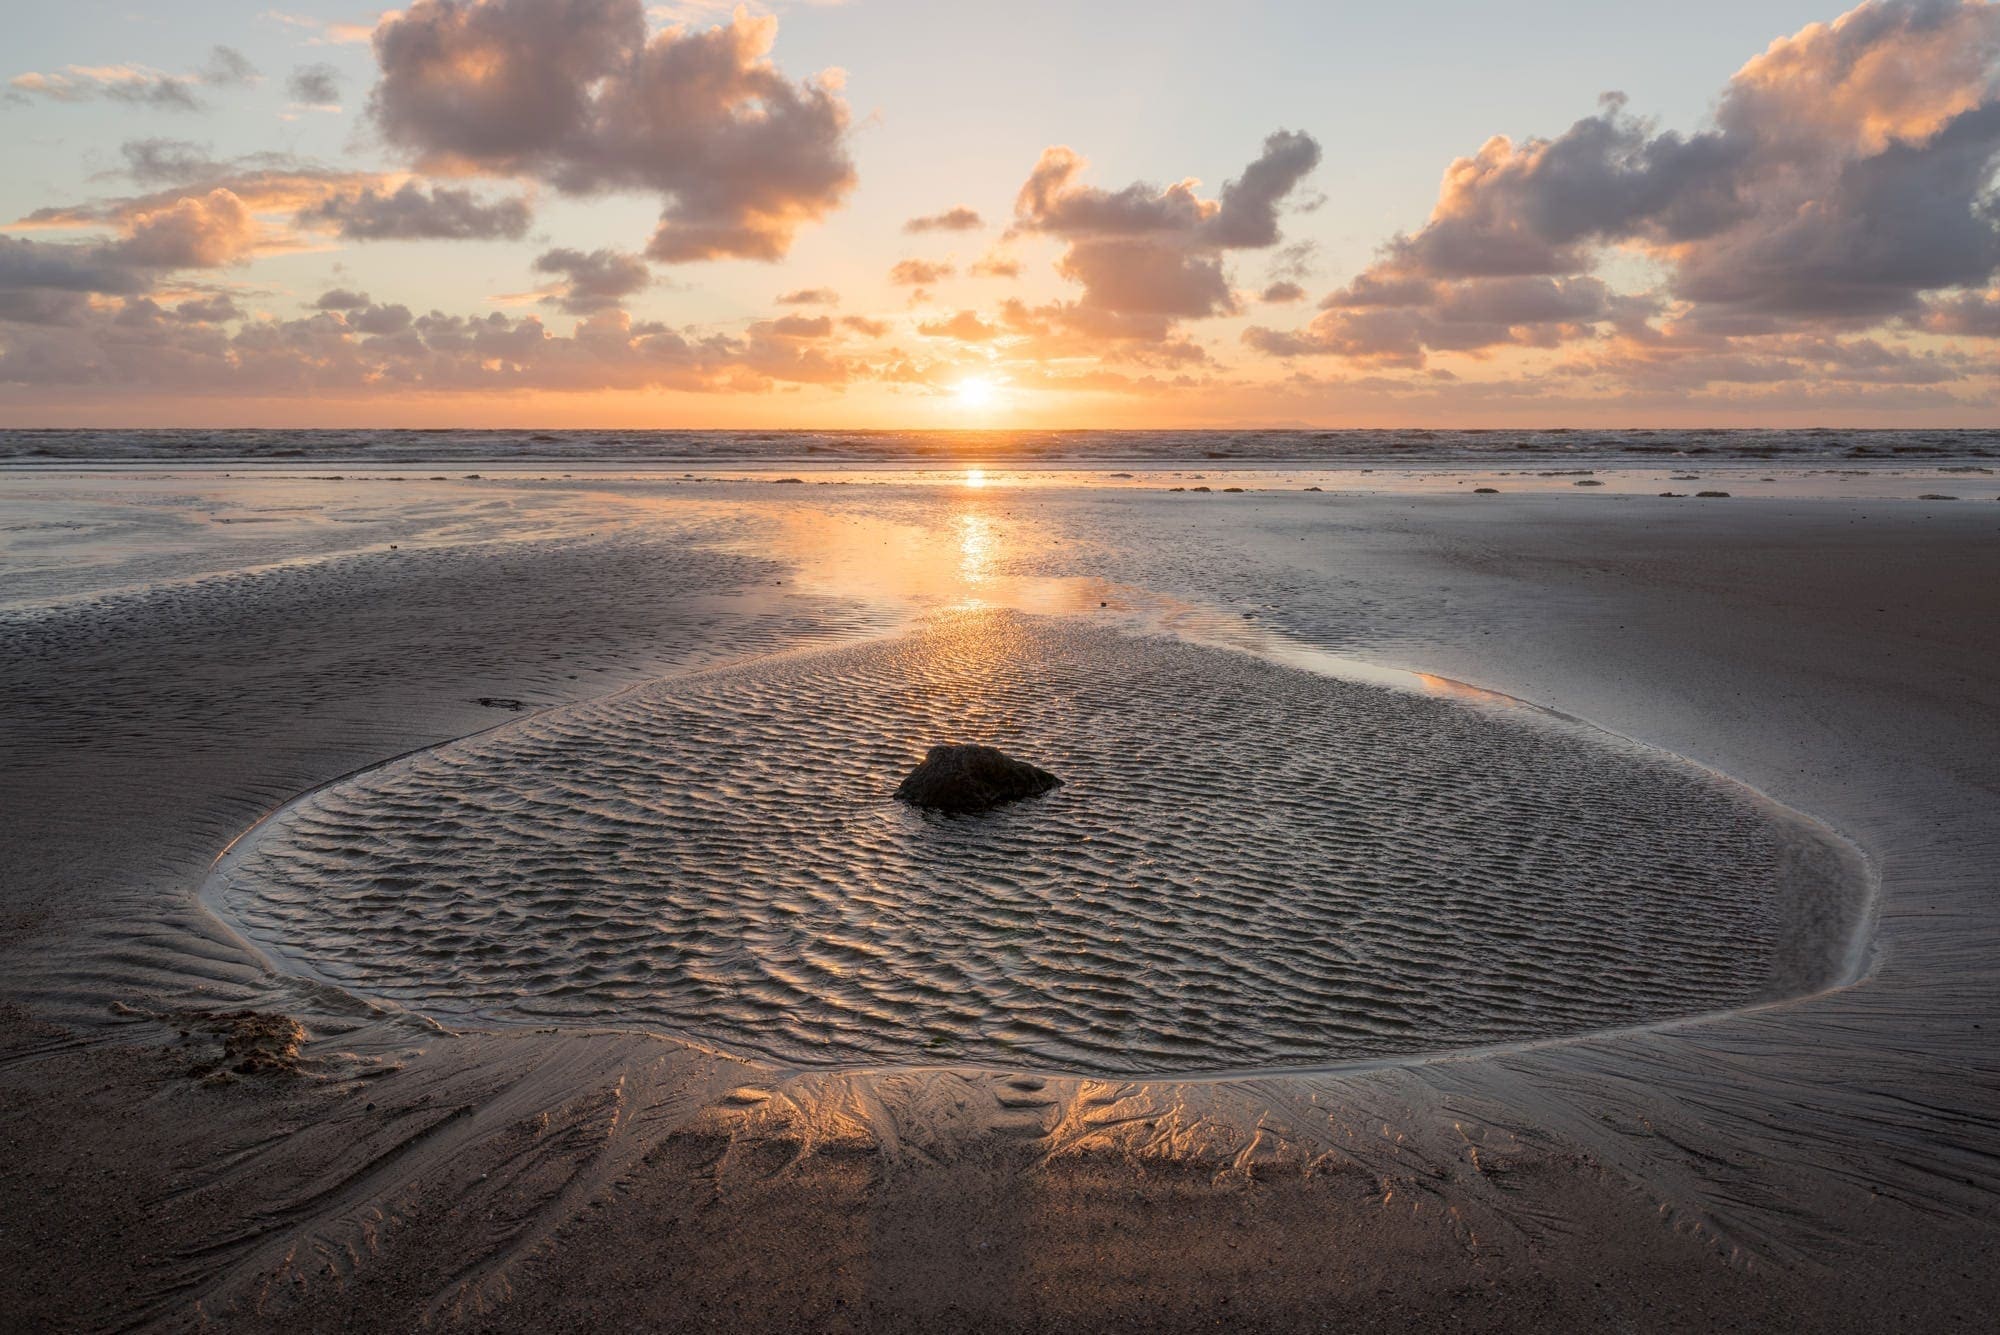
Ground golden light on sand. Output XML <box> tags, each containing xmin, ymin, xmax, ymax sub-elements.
<box><xmin>964</xmin><ymin>466</ymin><xmax>987</xmax><ymax>488</ymax></box>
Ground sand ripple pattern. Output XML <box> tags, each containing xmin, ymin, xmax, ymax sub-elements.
<box><xmin>214</xmin><ymin>612</ymin><xmax>1827</xmax><ymax>1074</ymax></box>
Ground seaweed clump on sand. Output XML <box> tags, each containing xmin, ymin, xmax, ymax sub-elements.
<box><xmin>894</xmin><ymin>744</ymin><xmax>1062</xmax><ymax>814</ymax></box>
<box><xmin>112</xmin><ymin>1002</ymin><xmax>309</xmax><ymax>1082</ymax></box>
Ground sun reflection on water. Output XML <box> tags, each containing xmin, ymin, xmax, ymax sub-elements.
<box><xmin>744</xmin><ymin>500</ymin><xmax>1526</xmax><ymax>710</ymax></box>
<box><xmin>956</xmin><ymin>512</ymin><xmax>996</xmax><ymax>587</ymax></box>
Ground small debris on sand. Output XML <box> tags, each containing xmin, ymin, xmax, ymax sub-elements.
<box><xmin>475</xmin><ymin>697</ymin><xmax>528</xmax><ymax>711</ymax></box>
<box><xmin>894</xmin><ymin>744</ymin><xmax>1062</xmax><ymax>814</ymax></box>
<box><xmin>111</xmin><ymin>1002</ymin><xmax>308</xmax><ymax>1080</ymax></box>
<box><xmin>1696</xmin><ymin>491</ymin><xmax>1733</xmax><ymax>498</ymax></box>
<box><xmin>1574</xmin><ymin>479</ymin><xmax>1605</xmax><ymax>487</ymax></box>
<box><xmin>1917</xmin><ymin>494</ymin><xmax>1958</xmax><ymax>501</ymax></box>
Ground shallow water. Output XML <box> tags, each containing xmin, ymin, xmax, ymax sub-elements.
<box><xmin>211</xmin><ymin>610</ymin><xmax>1856</xmax><ymax>1075</ymax></box>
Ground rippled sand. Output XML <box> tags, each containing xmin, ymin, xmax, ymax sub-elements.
<box><xmin>211</xmin><ymin>609</ymin><xmax>1852</xmax><ymax>1074</ymax></box>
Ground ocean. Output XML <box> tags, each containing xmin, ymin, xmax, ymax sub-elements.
<box><xmin>4</xmin><ymin>426</ymin><xmax>1998</xmax><ymax>467</ymax></box>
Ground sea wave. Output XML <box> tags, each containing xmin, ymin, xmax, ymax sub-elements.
<box><xmin>5</xmin><ymin>426</ymin><xmax>1998</xmax><ymax>466</ymax></box>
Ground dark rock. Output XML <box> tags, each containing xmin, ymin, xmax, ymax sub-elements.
<box><xmin>894</xmin><ymin>744</ymin><xmax>1062</xmax><ymax>814</ymax></box>
<box><xmin>1696</xmin><ymin>490</ymin><xmax>1732</xmax><ymax>498</ymax></box>
<box><xmin>1473</xmin><ymin>487</ymin><xmax>1499</xmax><ymax>494</ymax></box>
<box><xmin>1917</xmin><ymin>493</ymin><xmax>1957</xmax><ymax>500</ymax></box>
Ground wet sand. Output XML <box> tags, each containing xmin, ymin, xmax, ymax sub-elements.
<box><xmin>3</xmin><ymin>471</ymin><xmax>1998</xmax><ymax>1331</ymax></box>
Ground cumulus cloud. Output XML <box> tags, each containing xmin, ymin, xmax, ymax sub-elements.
<box><xmin>889</xmin><ymin>258</ymin><xmax>955</xmax><ymax>286</ymax></box>
<box><xmin>112</xmin><ymin>190</ymin><xmax>264</xmax><ymax>268</ymax></box>
<box><xmin>11</xmin><ymin>188</ymin><xmax>267</xmax><ymax>276</ymax></box>
<box><xmin>315</xmin><ymin>288</ymin><xmax>372</xmax><ymax>310</ymax></box>
<box><xmin>532</xmin><ymin>247</ymin><xmax>653</xmax><ymax>313</ymax></box>
<box><xmin>27</xmin><ymin>168</ymin><xmax>535</xmax><ymax>252</ymax></box>
<box><xmin>368</xmin><ymin>0</ymin><xmax>854</xmax><ymax>261</ymax></box>
<box><xmin>0</xmin><ymin>236</ymin><xmax>151</xmax><ymax>296</ymax></box>
<box><xmin>169</xmin><ymin>293</ymin><xmax>244</xmax><ymax>324</ymax></box>
<box><xmin>1260</xmin><ymin>280</ymin><xmax>1306</xmax><ymax>303</ymax></box>
<box><xmin>904</xmin><ymin>206</ymin><xmax>983</xmax><ymax>233</ymax></box>
<box><xmin>314</xmin><ymin>289</ymin><xmax>412</xmax><ymax>328</ymax></box>
<box><xmin>200</xmin><ymin>47</ymin><xmax>261</xmax><ymax>89</ymax></box>
<box><xmin>1554</xmin><ymin>327</ymin><xmax>1977</xmax><ymax>392</ymax></box>
<box><xmin>969</xmin><ymin>253</ymin><xmax>1020</xmax><ymax>278</ymax></box>
<box><xmin>1248</xmin><ymin>0</ymin><xmax>2000</xmax><ymax>366</ymax></box>
<box><xmin>1006</xmin><ymin>129</ymin><xmax>1320</xmax><ymax>350</ymax></box>
<box><xmin>2</xmin><ymin>166</ymin><xmax>538</xmax><ymax>340</ymax></box>
<box><xmin>9</xmin><ymin>47</ymin><xmax>260</xmax><ymax>111</ymax></box>
<box><xmin>1919</xmin><ymin>289</ymin><xmax>2000</xmax><ymax>336</ymax></box>
<box><xmin>1202</xmin><ymin>131</ymin><xmax>1325</xmax><ymax>249</ymax></box>
<box><xmin>302</xmin><ymin>183</ymin><xmax>533</xmax><ymax>240</ymax></box>
<box><xmin>119</xmin><ymin>139</ymin><xmax>231</xmax><ymax>186</ymax></box>
<box><xmin>761</xmin><ymin>314</ymin><xmax>831</xmax><ymax>338</ymax></box>
<box><xmin>11</xmin><ymin>67</ymin><xmax>201</xmax><ymax>111</ymax></box>
<box><xmin>917</xmin><ymin>309</ymin><xmax>1000</xmax><ymax>341</ymax></box>
<box><xmin>1244</xmin><ymin>279</ymin><xmax>1644</xmax><ymax>367</ymax></box>
<box><xmin>0</xmin><ymin>297</ymin><xmax>886</xmax><ymax>396</ymax></box>
<box><xmin>776</xmin><ymin>287</ymin><xmax>838</xmax><ymax>305</ymax></box>
<box><xmin>287</xmin><ymin>63</ymin><xmax>342</xmax><ymax>107</ymax></box>
<box><xmin>0</xmin><ymin>214</ymin><xmax>261</xmax><ymax>326</ymax></box>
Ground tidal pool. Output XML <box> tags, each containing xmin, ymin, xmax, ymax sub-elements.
<box><xmin>207</xmin><ymin>610</ymin><xmax>1862</xmax><ymax>1075</ymax></box>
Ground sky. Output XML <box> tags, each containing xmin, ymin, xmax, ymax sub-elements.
<box><xmin>1</xmin><ymin>0</ymin><xmax>1996</xmax><ymax>428</ymax></box>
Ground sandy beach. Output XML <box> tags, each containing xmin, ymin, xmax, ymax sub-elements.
<box><xmin>3</xmin><ymin>467</ymin><xmax>1998</xmax><ymax>1331</ymax></box>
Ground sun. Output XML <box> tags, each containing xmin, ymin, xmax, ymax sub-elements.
<box><xmin>952</xmin><ymin>375</ymin><xmax>999</xmax><ymax>412</ymax></box>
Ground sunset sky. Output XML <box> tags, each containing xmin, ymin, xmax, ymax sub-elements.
<box><xmin>3</xmin><ymin>0</ymin><xmax>1997</xmax><ymax>428</ymax></box>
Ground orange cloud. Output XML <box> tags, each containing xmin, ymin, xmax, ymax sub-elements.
<box><xmin>371</xmin><ymin>0</ymin><xmax>854</xmax><ymax>261</ymax></box>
